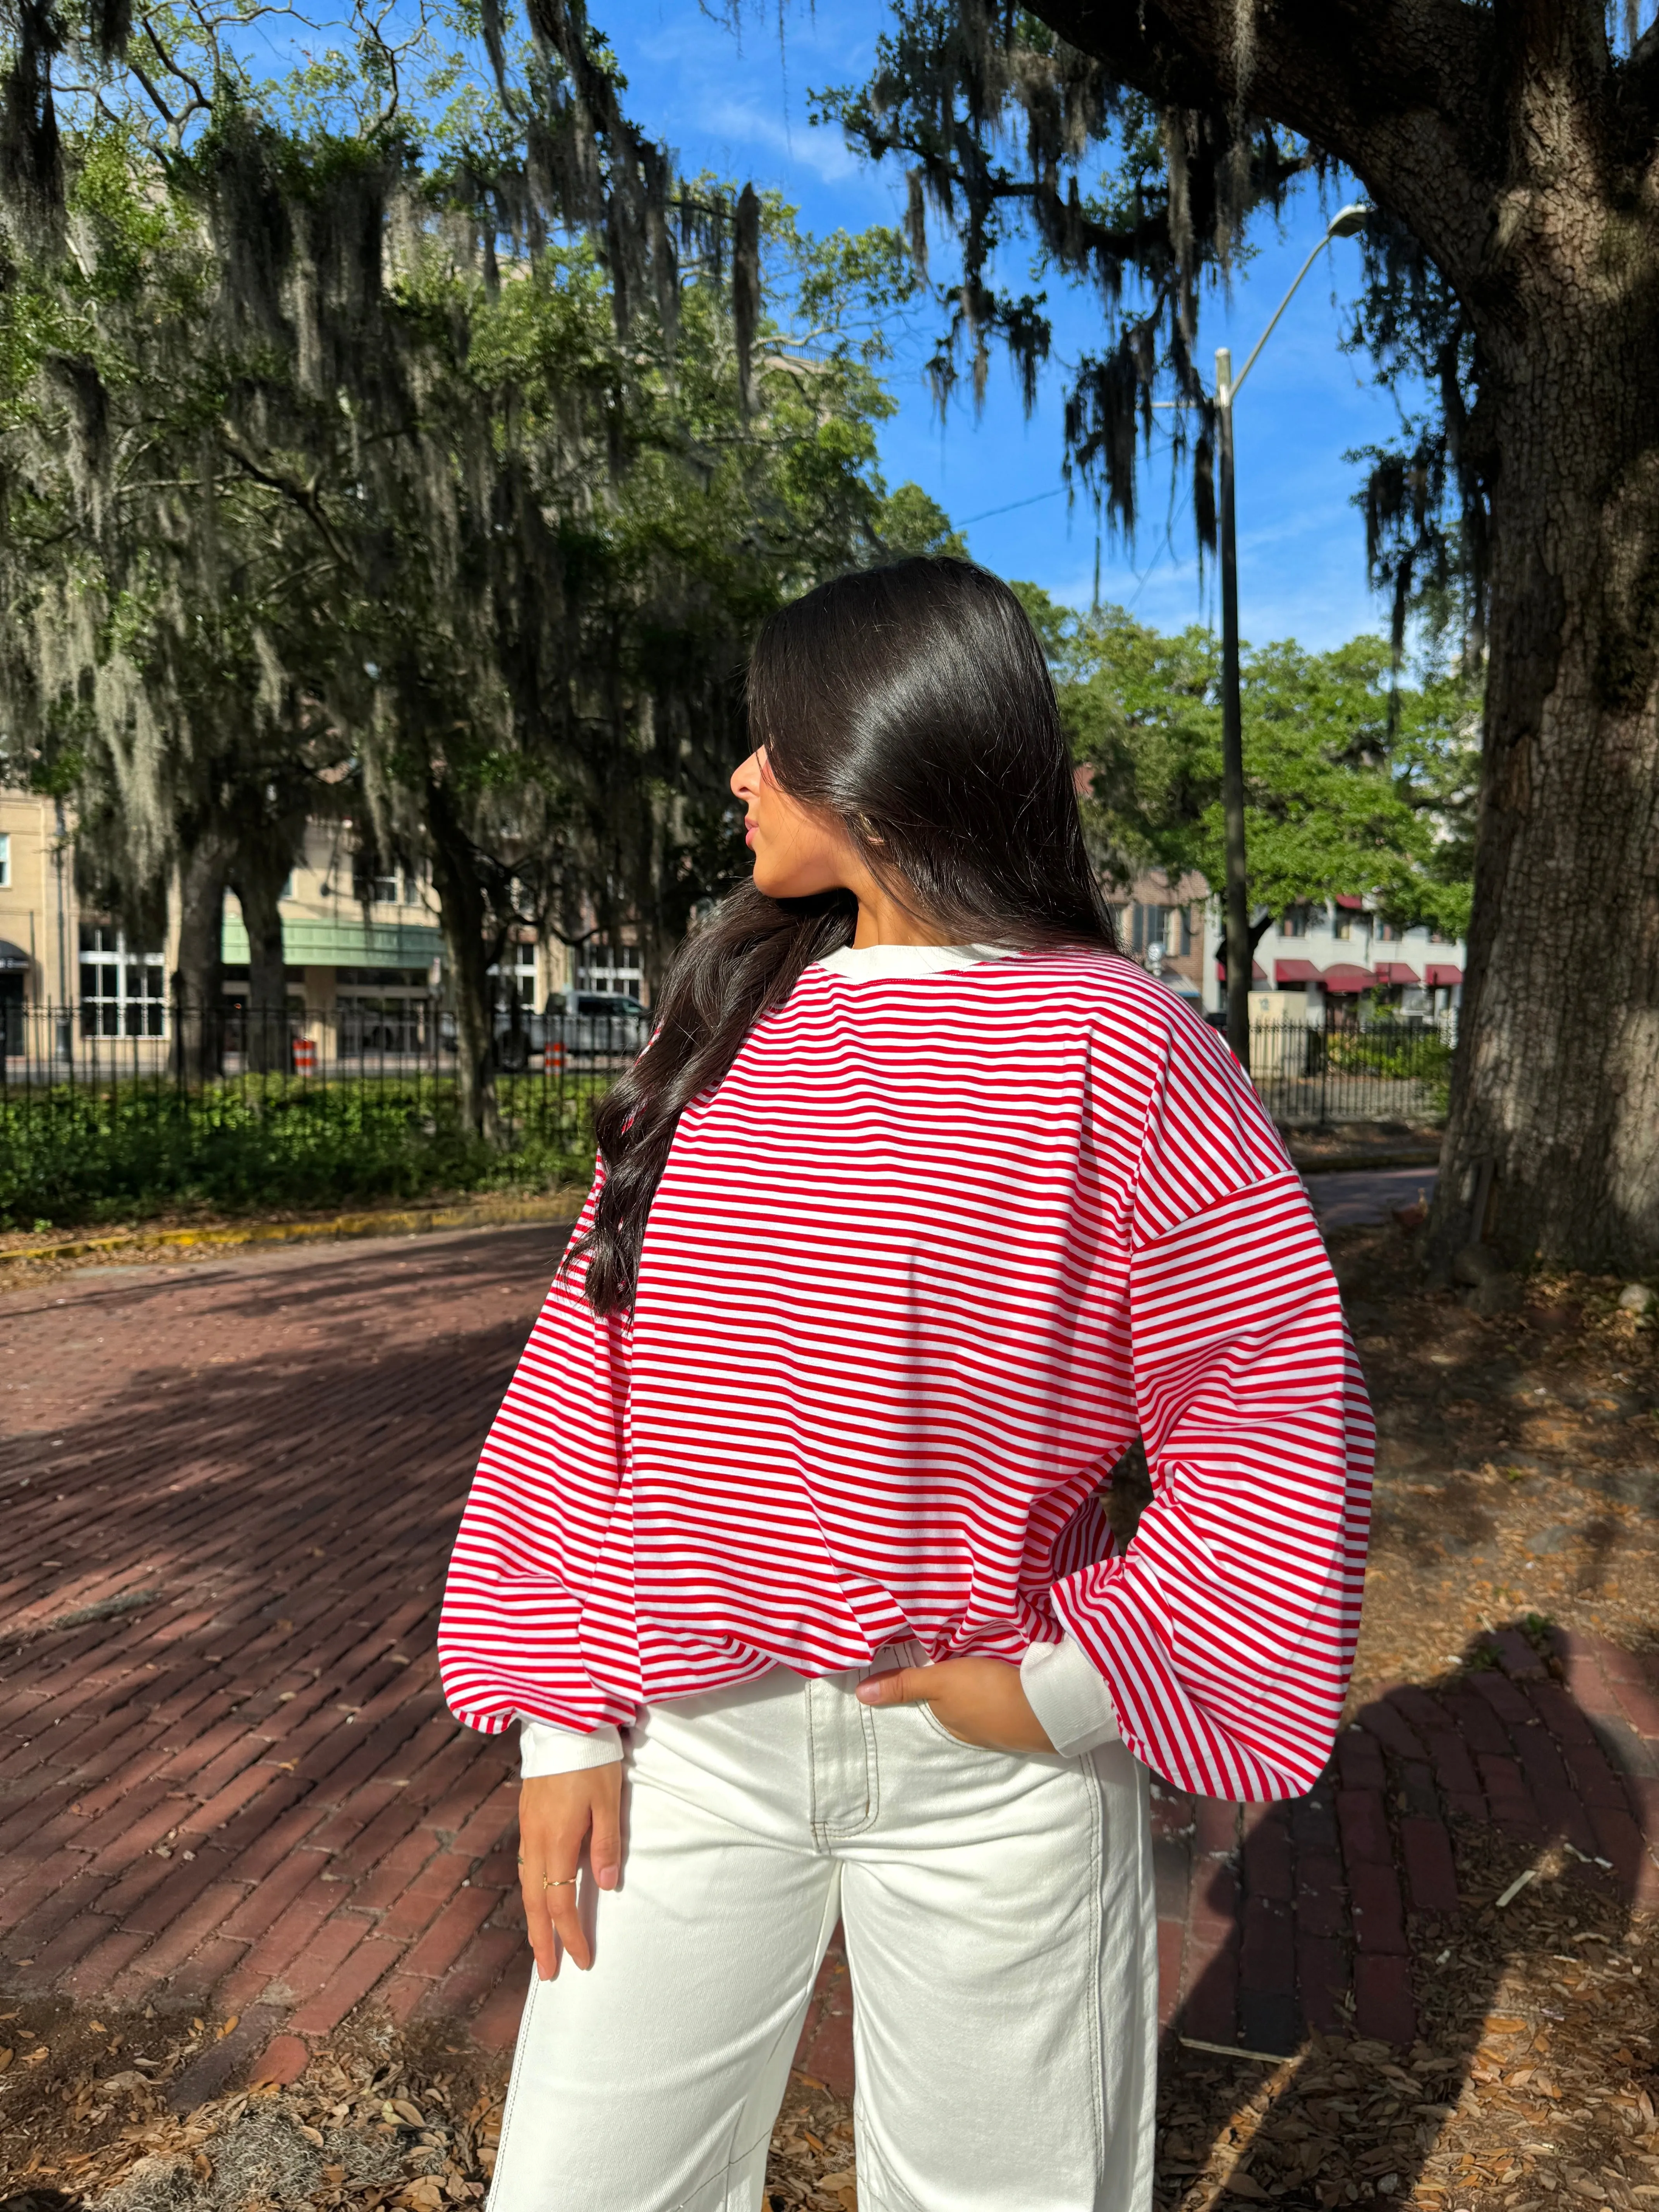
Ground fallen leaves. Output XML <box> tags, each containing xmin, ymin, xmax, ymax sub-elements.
<box><xmin>1337</xmin><ymin>1228</ymin><xmax>1659</xmax><ymax>1700</ymax></box>
<box><xmin>0</xmin><ymin>2024</ymin><xmax>500</xmax><ymax>2206</ymax></box>
<box><xmin>1141</xmin><ymin>1865</ymin><xmax>1659</xmax><ymax>2212</ymax></box>
<box><xmin>765</xmin><ymin>2078</ymin><xmax>859</xmax><ymax>2209</ymax></box>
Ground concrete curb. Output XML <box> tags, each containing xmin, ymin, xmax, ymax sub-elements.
<box><xmin>0</xmin><ymin>1192</ymin><xmax>582</xmax><ymax>1269</ymax></box>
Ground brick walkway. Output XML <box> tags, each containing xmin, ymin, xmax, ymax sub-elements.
<box><xmin>2</xmin><ymin>1229</ymin><xmax>1656</xmax><ymax>2102</ymax></box>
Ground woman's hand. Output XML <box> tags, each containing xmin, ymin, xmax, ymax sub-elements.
<box><xmin>517</xmin><ymin>1766</ymin><xmax>623</xmax><ymax>1980</ymax></box>
<box><xmin>855</xmin><ymin>1655</ymin><xmax>1054</xmax><ymax>1753</ymax></box>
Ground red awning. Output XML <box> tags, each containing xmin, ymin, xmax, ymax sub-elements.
<box><xmin>1426</xmin><ymin>963</ymin><xmax>1463</xmax><ymax>987</ymax></box>
<box><xmin>1214</xmin><ymin>960</ymin><xmax>1269</xmax><ymax>984</ymax></box>
<box><xmin>1372</xmin><ymin>960</ymin><xmax>1420</xmax><ymax>985</ymax></box>
<box><xmin>1334</xmin><ymin>893</ymin><xmax>1366</xmax><ymax>911</ymax></box>
<box><xmin>1274</xmin><ymin>958</ymin><xmax>1321</xmax><ymax>984</ymax></box>
<box><xmin>1321</xmin><ymin>963</ymin><xmax>1377</xmax><ymax>994</ymax></box>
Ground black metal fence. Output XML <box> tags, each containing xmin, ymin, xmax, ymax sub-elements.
<box><xmin>0</xmin><ymin>998</ymin><xmax>639</xmax><ymax>1230</ymax></box>
<box><xmin>0</xmin><ymin>997</ymin><xmax>1454</xmax><ymax>1231</ymax></box>
<box><xmin>1242</xmin><ymin>1018</ymin><xmax>1454</xmax><ymax>1128</ymax></box>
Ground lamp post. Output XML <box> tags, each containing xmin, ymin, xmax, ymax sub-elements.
<box><xmin>1216</xmin><ymin>200</ymin><xmax>1370</xmax><ymax>1072</ymax></box>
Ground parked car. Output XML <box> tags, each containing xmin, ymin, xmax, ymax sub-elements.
<box><xmin>489</xmin><ymin>989</ymin><xmax>651</xmax><ymax>1071</ymax></box>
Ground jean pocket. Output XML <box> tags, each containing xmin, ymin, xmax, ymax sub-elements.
<box><xmin>911</xmin><ymin>1695</ymin><xmax>976</xmax><ymax>1749</ymax></box>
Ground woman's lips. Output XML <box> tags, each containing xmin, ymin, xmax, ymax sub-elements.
<box><xmin>745</xmin><ymin>823</ymin><xmax>757</xmax><ymax>846</ymax></box>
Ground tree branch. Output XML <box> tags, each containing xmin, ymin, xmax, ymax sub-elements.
<box><xmin>217</xmin><ymin>425</ymin><xmax>352</xmax><ymax>567</ymax></box>
<box><xmin>141</xmin><ymin>15</ymin><xmax>213</xmax><ymax>113</ymax></box>
<box><xmin>1032</xmin><ymin>0</ymin><xmax>1503</xmax><ymax>290</ymax></box>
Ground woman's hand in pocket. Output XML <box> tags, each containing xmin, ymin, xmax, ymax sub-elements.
<box><xmin>518</xmin><ymin>1765</ymin><xmax>623</xmax><ymax>1980</ymax></box>
<box><xmin>855</xmin><ymin>1655</ymin><xmax>1054</xmax><ymax>1753</ymax></box>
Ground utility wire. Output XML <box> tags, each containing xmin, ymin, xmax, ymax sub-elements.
<box><xmin>957</xmin><ymin>485</ymin><xmax>1069</xmax><ymax>527</ymax></box>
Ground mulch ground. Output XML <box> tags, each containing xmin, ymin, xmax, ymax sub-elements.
<box><xmin>0</xmin><ymin>1206</ymin><xmax>1655</xmax><ymax>2210</ymax></box>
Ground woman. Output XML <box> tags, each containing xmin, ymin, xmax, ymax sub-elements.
<box><xmin>439</xmin><ymin>558</ymin><xmax>1373</xmax><ymax>2212</ymax></box>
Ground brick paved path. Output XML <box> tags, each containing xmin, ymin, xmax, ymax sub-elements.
<box><xmin>2</xmin><ymin>1230</ymin><xmax>1656</xmax><ymax>2101</ymax></box>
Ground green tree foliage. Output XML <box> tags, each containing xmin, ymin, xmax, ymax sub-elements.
<box><xmin>1012</xmin><ymin>585</ymin><xmax>1478</xmax><ymax>941</ymax></box>
<box><xmin>0</xmin><ymin>122</ymin><xmax>350</xmax><ymax>1067</ymax></box>
<box><xmin>0</xmin><ymin>4</ymin><xmax>942</xmax><ymax>1121</ymax></box>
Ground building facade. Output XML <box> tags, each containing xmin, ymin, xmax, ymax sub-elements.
<box><xmin>1104</xmin><ymin>863</ymin><xmax>1467</xmax><ymax>1028</ymax></box>
<box><xmin>1203</xmin><ymin>894</ymin><xmax>1466</xmax><ymax>1029</ymax></box>
<box><xmin>1107</xmin><ymin>869</ymin><xmax>1209</xmax><ymax>1006</ymax></box>
<box><xmin>0</xmin><ymin>793</ymin><xmax>644</xmax><ymax>1062</ymax></box>
<box><xmin>0</xmin><ymin>793</ymin><xmax>77</xmax><ymax>1050</ymax></box>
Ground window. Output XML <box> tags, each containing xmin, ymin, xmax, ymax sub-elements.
<box><xmin>337</xmin><ymin>993</ymin><xmax>434</xmax><ymax>1056</ymax></box>
<box><xmin>353</xmin><ymin>860</ymin><xmax>400</xmax><ymax>905</ymax></box>
<box><xmin>1123</xmin><ymin>904</ymin><xmax>1188</xmax><ymax>959</ymax></box>
<box><xmin>79</xmin><ymin>924</ymin><xmax>165</xmax><ymax>1037</ymax></box>
<box><xmin>490</xmin><ymin>940</ymin><xmax>538</xmax><ymax>1012</ymax></box>
<box><xmin>577</xmin><ymin>940</ymin><xmax>644</xmax><ymax>1000</ymax></box>
<box><xmin>336</xmin><ymin>970</ymin><xmax>434</xmax><ymax>1057</ymax></box>
<box><xmin>352</xmin><ymin>860</ymin><xmax>426</xmax><ymax>905</ymax></box>
<box><xmin>0</xmin><ymin>833</ymin><xmax>9</xmax><ymax>889</ymax></box>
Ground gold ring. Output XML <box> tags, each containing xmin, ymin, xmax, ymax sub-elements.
<box><xmin>543</xmin><ymin>1876</ymin><xmax>577</xmax><ymax>1890</ymax></box>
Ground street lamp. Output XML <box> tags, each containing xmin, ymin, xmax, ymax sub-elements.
<box><xmin>1216</xmin><ymin>199</ymin><xmax>1370</xmax><ymax>1071</ymax></box>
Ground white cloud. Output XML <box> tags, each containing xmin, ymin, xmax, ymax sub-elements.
<box><xmin>692</xmin><ymin>98</ymin><xmax>869</xmax><ymax>189</ymax></box>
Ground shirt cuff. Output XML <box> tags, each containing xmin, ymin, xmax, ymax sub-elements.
<box><xmin>518</xmin><ymin>1716</ymin><xmax>625</xmax><ymax>1778</ymax></box>
<box><xmin>1021</xmin><ymin>1636</ymin><xmax>1121</xmax><ymax>1757</ymax></box>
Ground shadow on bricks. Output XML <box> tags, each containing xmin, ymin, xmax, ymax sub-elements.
<box><xmin>0</xmin><ymin>1227</ymin><xmax>574</xmax><ymax>2056</ymax></box>
<box><xmin>1156</xmin><ymin>1616</ymin><xmax>1658</xmax><ymax>2206</ymax></box>
<box><xmin>3</xmin><ymin>1237</ymin><xmax>1657</xmax><ymax>2137</ymax></box>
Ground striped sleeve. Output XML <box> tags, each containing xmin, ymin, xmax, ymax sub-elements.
<box><xmin>1051</xmin><ymin>1013</ymin><xmax>1374</xmax><ymax>1800</ymax></box>
<box><xmin>437</xmin><ymin>1168</ymin><xmax>638</xmax><ymax>1736</ymax></box>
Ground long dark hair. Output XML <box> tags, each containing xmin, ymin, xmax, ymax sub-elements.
<box><xmin>572</xmin><ymin>557</ymin><xmax>1115</xmax><ymax>1315</ymax></box>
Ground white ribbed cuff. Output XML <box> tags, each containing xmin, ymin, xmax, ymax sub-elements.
<box><xmin>518</xmin><ymin>1716</ymin><xmax>625</xmax><ymax>1778</ymax></box>
<box><xmin>1020</xmin><ymin>1636</ymin><xmax>1121</xmax><ymax>1757</ymax></box>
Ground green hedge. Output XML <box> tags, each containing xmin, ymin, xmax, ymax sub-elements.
<box><xmin>1321</xmin><ymin>1027</ymin><xmax>1454</xmax><ymax>1082</ymax></box>
<box><xmin>0</xmin><ymin>1074</ymin><xmax>602</xmax><ymax>1229</ymax></box>
<box><xmin>1320</xmin><ymin>1026</ymin><xmax>1453</xmax><ymax>1116</ymax></box>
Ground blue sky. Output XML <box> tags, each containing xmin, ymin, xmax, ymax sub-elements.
<box><xmin>602</xmin><ymin>0</ymin><xmax>1412</xmax><ymax>652</ymax></box>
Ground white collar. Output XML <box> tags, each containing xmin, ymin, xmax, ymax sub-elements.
<box><xmin>813</xmin><ymin>942</ymin><xmax>1019</xmax><ymax>980</ymax></box>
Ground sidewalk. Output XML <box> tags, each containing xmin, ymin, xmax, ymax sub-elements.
<box><xmin>2</xmin><ymin>1225</ymin><xmax>1655</xmax><ymax>2119</ymax></box>
<box><xmin>0</xmin><ymin>1226</ymin><xmax>555</xmax><ymax>2081</ymax></box>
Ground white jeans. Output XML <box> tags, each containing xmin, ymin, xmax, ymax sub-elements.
<box><xmin>487</xmin><ymin>1649</ymin><xmax>1157</xmax><ymax>2212</ymax></box>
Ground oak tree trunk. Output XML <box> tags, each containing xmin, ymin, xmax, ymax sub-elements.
<box><xmin>170</xmin><ymin>825</ymin><xmax>234</xmax><ymax>1084</ymax></box>
<box><xmin>426</xmin><ymin>775</ymin><xmax>500</xmax><ymax>1144</ymax></box>
<box><xmin>229</xmin><ymin>843</ymin><xmax>294</xmax><ymax>1075</ymax></box>
<box><xmin>1431</xmin><ymin>283</ymin><xmax>1659</xmax><ymax>1275</ymax></box>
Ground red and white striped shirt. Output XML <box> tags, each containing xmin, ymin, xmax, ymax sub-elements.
<box><xmin>439</xmin><ymin>945</ymin><xmax>1373</xmax><ymax>1801</ymax></box>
